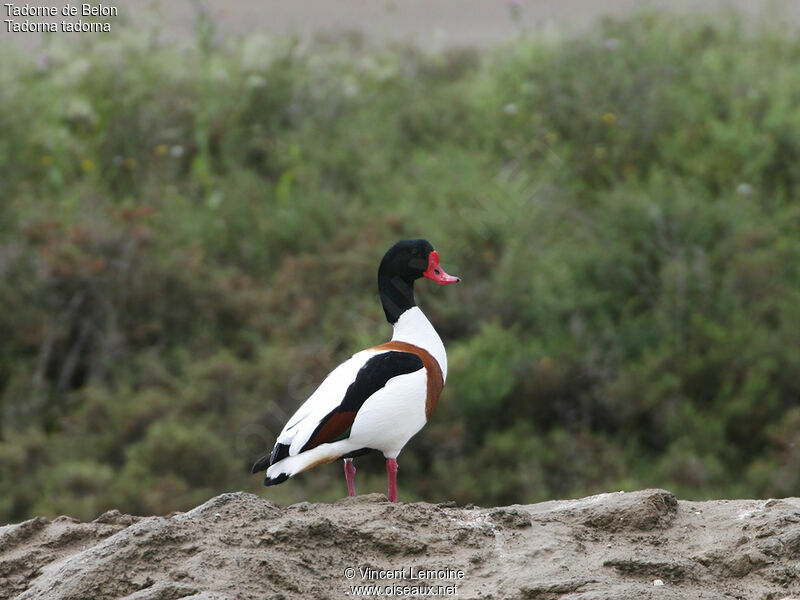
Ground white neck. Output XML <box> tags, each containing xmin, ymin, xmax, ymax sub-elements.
<box><xmin>391</xmin><ymin>306</ymin><xmax>448</xmax><ymax>381</ymax></box>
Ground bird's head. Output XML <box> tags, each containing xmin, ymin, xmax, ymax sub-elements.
<box><xmin>379</xmin><ymin>239</ymin><xmax>460</xmax><ymax>286</ymax></box>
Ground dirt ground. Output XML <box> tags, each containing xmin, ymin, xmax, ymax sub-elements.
<box><xmin>0</xmin><ymin>0</ymin><xmax>796</xmax><ymax>50</ymax></box>
<box><xmin>2</xmin><ymin>488</ymin><xmax>799</xmax><ymax>599</ymax></box>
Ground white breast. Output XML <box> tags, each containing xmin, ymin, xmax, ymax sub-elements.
<box><xmin>390</xmin><ymin>307</ymin><xmax>448</xmax><ymax>381</ymax></box>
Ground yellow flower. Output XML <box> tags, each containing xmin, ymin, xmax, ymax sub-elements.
<box><xmin>41</xmin><ymin>155</ymin><xmax>53</xmax><ymax>167</ymax></box>
<box><xmin>124</xmin><ymin>157</ymin><xmax>138</xmax><ymax>170</ymax></box>
<box><xmin>154</xmin><ymin>144</ymin><xmax>168</xmax><ymax>157</ymax></box>
<box><xmin>544</xmin><ymin>131</ymin><xmax>559</xmax><ymax>145</ymax></box>
<box><xmin>602</xmin><ymin>112</ymin><xmax>616</xmax><ymax>126</ymax></box>
<box><xmin>80</xmin><ymin>158</ymin><xmax>94</xmax><ymax>172</ymax></box>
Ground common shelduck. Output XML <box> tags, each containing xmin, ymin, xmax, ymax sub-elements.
<box><xmin>251</xmin><ymin>239</ymin><xmax>460</xmax><ymax>502</ymax></box>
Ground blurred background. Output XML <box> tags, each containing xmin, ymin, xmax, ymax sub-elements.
<box><xmin>1</xmin><ymin>0</ymin><xmax>799</xmax><ymax>524</ymax></box>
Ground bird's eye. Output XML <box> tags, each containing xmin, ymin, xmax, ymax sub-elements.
<box><xmin>434</xmin><ymin>269</ymin><xmax>440</xmax><ymax>274</ymax></box>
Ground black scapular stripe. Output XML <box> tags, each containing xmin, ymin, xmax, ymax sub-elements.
<box><xmin>301</xmin><ymin>351</ymin><xmax>423</xmax><ymax>452</ymax></box>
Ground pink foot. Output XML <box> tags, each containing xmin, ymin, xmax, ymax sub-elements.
<box><xmin>386</xmin><ymin>458</ymin><xmax>398</xmax><ymax>503</ymax></box>
<box><xmin>344</xmin><ymin>459</ymin><xmax>356</xmax><ymax>497</ymax></box>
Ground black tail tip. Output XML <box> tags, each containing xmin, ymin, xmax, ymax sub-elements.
<box><xmin>263</xmin><ymin>473</ymin><xmax>290</xmax><ymax>487</ymax></box>
<box><xmin>251</xmin><ymin>455</ymin><xmax>271</xmax><ymax>474</ymax></box>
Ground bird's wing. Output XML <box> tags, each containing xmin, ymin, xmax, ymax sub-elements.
<box><xmin>275</xmin><ymin>349</ymin><xmax>376</xmax><ymax>441</ymax></box>
<box><xmin>274</xmin><ymin>349</ymin><xmax>424</xmax><ymax>459</ymax></box>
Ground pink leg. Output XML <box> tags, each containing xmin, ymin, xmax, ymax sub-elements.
<box><xmin>386</xmin><ymin>458</ymin><xmax>398</xmax><ymax>503</ymax></box>
<box><xmin>344</xmin><ymin>459</ymin><xmax>356</xmax><ymax>497</ymax></box>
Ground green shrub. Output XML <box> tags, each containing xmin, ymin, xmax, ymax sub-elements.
<box><xmin>2</xmin><ymin>11</ymin><xmax>800</xmax><ymax>522</ymax></box>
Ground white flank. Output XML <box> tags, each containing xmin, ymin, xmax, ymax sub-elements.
<box><xmin>348</xmin><ymin>368</ymin><xmax>428</xmax><ymax>458</ymax></box>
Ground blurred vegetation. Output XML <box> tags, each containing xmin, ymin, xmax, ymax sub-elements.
<box><xmin>2</xmin><ymin>12</ymin><xmax>800</xmax><ymax>524</ymax></box>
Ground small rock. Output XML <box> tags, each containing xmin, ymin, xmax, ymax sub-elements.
<box><xmin>53</xmin><ymin>516</ymin><xmax>80</xmax><ymax>524</ymax></box>
<box><xmin>653</xmin><ymin>579</ymin><xmax>665</xmax><ymax>586</ymax></box>
<box><xmin>580</xmin><ymin>489</ymin><xmax>678</xmax><ymax>532</ymax></box>
<box><xmin>489</xmin><ymin>508</ymin><xmax>532</xmax><ymax>529</ymax></box>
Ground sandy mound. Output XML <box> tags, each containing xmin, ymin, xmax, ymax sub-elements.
<box><xmin>1</xmin><ymin>489</ymin><xmax>798</xmax><ymax>599</ymax></box>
